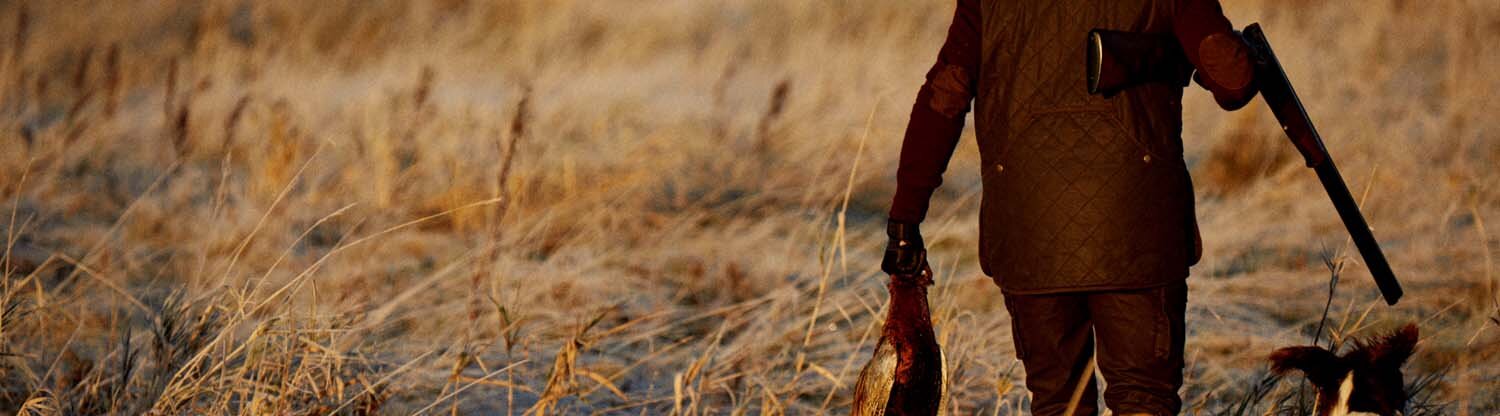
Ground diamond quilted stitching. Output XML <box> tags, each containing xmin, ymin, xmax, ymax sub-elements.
<box><xmin>973</xmin><ymin>0</ymin><xmax>1191</xmax><ymax>291</ymax></box>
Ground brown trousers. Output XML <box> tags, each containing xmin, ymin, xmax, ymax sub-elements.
<box><xmin>1002</xmin><ymin>282</ymin><xmax>1187</xmax><ymax>416</ymax></box>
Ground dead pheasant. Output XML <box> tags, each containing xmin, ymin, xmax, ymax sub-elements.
<box><xmin>852</xmin><ymin>272</ymin><xmax>947</xmax><ymax>416</ymax></box>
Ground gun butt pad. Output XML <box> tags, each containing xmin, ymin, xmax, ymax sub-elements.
<box><xmin>1086</xmin><ymin>29</ymin><xmax>1193</xmax><ymax>96</ymax></box>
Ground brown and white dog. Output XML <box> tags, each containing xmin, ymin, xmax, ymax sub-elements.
<box><xmin>1269</xmin><ymin>324</ymin><xmax>1419</xmax><ymax>416</ymax></box>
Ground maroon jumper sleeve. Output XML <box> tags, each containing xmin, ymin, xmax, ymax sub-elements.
<box><xmin>888</xmin><ymin>0</ymin><xmax>981</xmax><ymax>224</ymax></box>
<box><xmin>1174</xmin><ymin>0</ymin><xmax>1258</xmax><ymax>110</ymax></box>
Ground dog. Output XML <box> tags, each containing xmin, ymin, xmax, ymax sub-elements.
<box><xmin>1269</xmin><ymin>324</ymin><xmax>1418</xmax><ymax>416</ymax></box>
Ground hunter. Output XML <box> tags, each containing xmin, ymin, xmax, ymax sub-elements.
<box><xmin>882</xmin><ymin>1</ymin><xmax>1258</xmax><ymax>415</ymax></box>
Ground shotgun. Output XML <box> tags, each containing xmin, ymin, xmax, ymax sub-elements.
<box><xmin>1087</xmin><ymin>23</ymin><xmax>1404</xmax><ymax>305</ymax></box>
<box><xmin>1240</xmin><ymin>23</ymin><xmax>1403</xmax><ymax>305</ymax></box>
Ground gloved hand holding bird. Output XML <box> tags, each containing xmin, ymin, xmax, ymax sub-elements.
<box><xmin>852</xmin><ymin>221</ymin><xmax>948</xmax><ymax>416</ymax></box>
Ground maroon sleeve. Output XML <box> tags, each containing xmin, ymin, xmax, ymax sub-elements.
<box><xmin>888</xmin><ymin>0</ymin><xmax>981</xmax><ymax>224</ymax></box>
<box><xmin>1174</xmin><ymin>0</ymin><xmax>1257</xmax><ymax>110</ymax></box>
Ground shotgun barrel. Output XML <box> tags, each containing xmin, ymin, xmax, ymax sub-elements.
<box><xmin>1241</xmin><ymin>23</ymin><xmax>1403</xmax><ymax>305</ymax></box>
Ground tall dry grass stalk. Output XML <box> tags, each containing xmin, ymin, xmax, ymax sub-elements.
<box><xmin>494</xmin><ymin>87</ymin><xmax>529</xmax><ymax>234</ymax></box>
<box><xmin>754</xmin><ymin>78</ymin><xmax>792</xmax><ymax>157</ymax></box>
<box><xmin>0</xmin><ymin>0</ymin><xmax>1495</xmax><ymax>414</ymax></box>
<box><xmin>10</xmin><ymin>5</ymin><xmax>27</xmax><ymax>70</ymax></box>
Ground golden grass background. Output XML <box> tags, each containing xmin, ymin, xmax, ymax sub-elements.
<box><xmin>0</xmin><ymin>0</ymin><xmax>1496</xmax><ymax>414</ymax></box>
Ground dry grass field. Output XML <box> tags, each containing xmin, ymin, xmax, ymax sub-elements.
<box><xmin>0</xmin><ymin>0</ymin><xmax>1496</xmax><ymax>414</ymax></box>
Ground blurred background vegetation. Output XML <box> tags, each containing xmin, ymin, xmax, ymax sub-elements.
<box><xmin>0</xmin><ymin>0</ymin><xmax>1495</xmax><ymax>414</ymax></box>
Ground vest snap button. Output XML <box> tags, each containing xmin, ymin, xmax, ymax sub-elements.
<box><xmin>995</xmin><ymin>164</ymin><xmax>1004</xmax><ymax>173</ymax></box>
<box><xmin>1143</xmin><ymin>154</ymin><xmax>1152</xmax><ymax>163</ymax></box>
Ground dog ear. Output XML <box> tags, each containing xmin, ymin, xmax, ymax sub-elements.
<box><xmin>1269</xmin><ymin>346</ymin><xmax>1343</xmax><ymax>385</ymax></box>
<box><xmin>1369</xmin><ymin>324</ymin><xmax>1418</xmax><ymax>369</ymax></box>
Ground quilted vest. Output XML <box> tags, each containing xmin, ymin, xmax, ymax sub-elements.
<box><xmin>974</xmin><ymin>0</ymin><xmax>1200</xmax><ymax>294</ymax></box>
